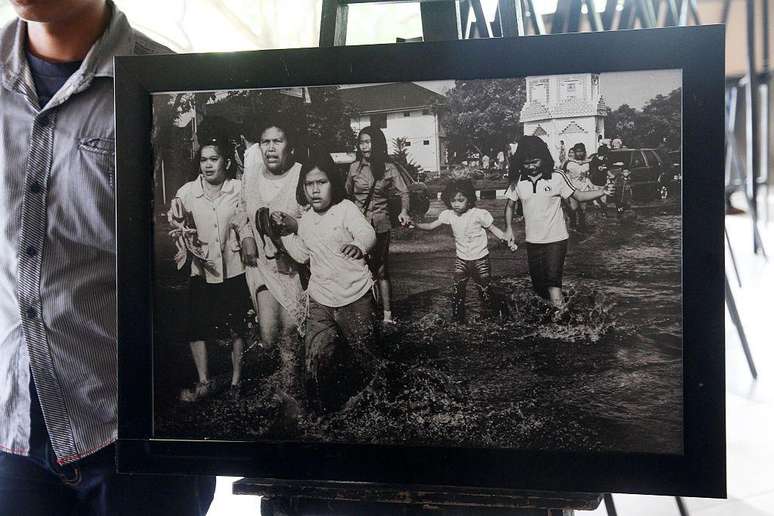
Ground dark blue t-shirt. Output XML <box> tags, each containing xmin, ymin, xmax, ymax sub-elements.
<box><xmin>26</xmin><ymin>51</ymin><xmax>82</xmax><ymax>107</ymax></box>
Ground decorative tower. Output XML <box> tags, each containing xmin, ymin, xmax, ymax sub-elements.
<box><xmin>519</xmin><ymin>74</ymin><xmax>608</xmax><ymax>164</ymax></box>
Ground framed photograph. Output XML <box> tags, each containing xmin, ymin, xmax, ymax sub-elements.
<box><xmin>116</xmin><ymin>25</ymin><xmax>725</xmax><ymax>497</ymax></box>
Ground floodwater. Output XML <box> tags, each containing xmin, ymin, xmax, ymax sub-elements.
<box><xmin>154</xmin><ymin>196</ymin><xmax>682</xmax><ymax>455</ymax></box>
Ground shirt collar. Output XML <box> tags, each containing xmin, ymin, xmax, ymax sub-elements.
<box><xmin>193</xmin><ymin>176</ymin><xmax>236</xmax><ymax>197</ymax></box>
<box><xmin>1</xmin><ymin>1</ymin><xmax>134</xmax><ymax>98</ymax></box>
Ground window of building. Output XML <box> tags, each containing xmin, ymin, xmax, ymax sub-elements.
<box><xmin>405</xmin><ymin>141</ymin><xmax>412</xmax><ymax>146</ymax></box>
<box><xmin>403</xmin><ymin>111</ymin><xmax>411</xmax><ymax>117</ymax></box>
<box><xmin>370</xmin><ymin>114</ymin><xmax>387</xmax><ymax>129</ymax></box>
<box><xmin>423</xmin><ymin>140</ymin><xmax>430</xmax><ymax>145</ymax></box>
<box><xmin>422</xmin><ymin>109</ymin><xmax>430</xmax><ymax>115</ymax></box>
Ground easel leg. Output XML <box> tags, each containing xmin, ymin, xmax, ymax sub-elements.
<box><xmin>603</xmin><ymin>494</ymin><xmax>617</xmax><ymax>516</ymax></box>
<box><xmin>675</xmin><ymin>496</ymin><xmax>689</xmax><ymax>516</ymax></box>
<box><xmin>726</xmin><ymin>274</ymin><xmax>758</xmax><ymax>379</ymax></box>
<box><xmin>725</xmin><ymin>226</ymin><xmax>743</xmax><ymax>287</ymax></box>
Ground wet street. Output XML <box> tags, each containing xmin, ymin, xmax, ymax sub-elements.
<box><xmin>154</xmin><ymin>195</ymin><xmax>683</xmax><ymax>455</ymax></box>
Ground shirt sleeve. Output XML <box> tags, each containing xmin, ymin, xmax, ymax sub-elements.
<box><xmin>556</xmin><ymin>172</ymin><xmax>576</xmax><ymax>199</ymax></box>
<box><xmin>386</xmin><ymin>163</ymin><xmax>410</xmax><ymax>210</ymax></box>
<box><xmin>233</xmin><ymin>177</ymin><xmax>253</xmax><ymax>242</ymax></box>
<box><xmin>345</xmin><ymin>162</ymin><xmax>356</xmax><ymax>196</ymax></box>
<box><xmin>479</xmin><ymin>208</ymin><xmax>494</xmax><ymax>228</ymax></box>
<box><xmin>281</xmin><ymin>230</ymin><xmax>311</xmax><ymax>264</ymax></box>
<box><xmin>504</xmin><ymin>183</ymin><xmax>519</xmax><ymax>201</ymax></box>
<box><xmin>438</xmin><ymin>210</ymin><xmax>451</xmax><ymax>225</ymax></box>
<box><xmin>343</xmin><ymin>200</ymin><xmax>377</xmax><ymax>253</ymax></box>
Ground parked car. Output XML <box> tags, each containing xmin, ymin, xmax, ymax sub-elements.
<box><xmin>606</xmin><ymin>148</ymin><xmax>674</xmax><ymax>201</ymax></box>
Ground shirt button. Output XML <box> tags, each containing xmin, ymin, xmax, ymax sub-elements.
<box><xmin>26</xmin><ymin>307</ymin><xmax>37</xmax><ymax>319</ymax></box>
<box><xmin>26</xmin><ymin>246</ymin><xmax>37</xmax><ymax>257</ymax></box>
<box><xmin>30</xmin><ymin>182</ymin><xmax>42</xmax><ymax>194</ymax></box>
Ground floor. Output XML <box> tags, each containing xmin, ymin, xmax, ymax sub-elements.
<box><xmin>579</xmin><ymin>211</ymin><xmax>774</xmax><ymax>516</ymax></box>
<box><xmin>206</xmin><ymin>211</ymin><xmax>774</xmax><ymax>516</ymax></box>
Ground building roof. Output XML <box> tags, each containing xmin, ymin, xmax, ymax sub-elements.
<box><xmin>339</xmin><ymin>82</ymin><xmax>447</xmax><ymax>115</ymax></box>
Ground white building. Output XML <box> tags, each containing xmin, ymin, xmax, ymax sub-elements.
<box><xmin>339</xmin><ymin>83</ymin><xmax>447</xmax><ymax>174</ymax></box>
<box><xmin>520</xmin><ymin>74</ymin><xmax>608</xmax><ymax>163</ymax></box>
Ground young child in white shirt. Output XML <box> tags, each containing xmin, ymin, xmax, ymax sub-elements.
<box><xmin>413</xmin><ymin>178</ymin><xmax>509</xmax><ymax>322</ymax></box>
<box><xmin>281</xmin><ymin>147</ymin><xmax>378</xmax><ymax>413</ymax></box>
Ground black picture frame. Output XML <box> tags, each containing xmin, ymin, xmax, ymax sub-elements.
<box><xmin>115</xmin><ymin>25</ymin><xmax>725</xmax><ymax>497</ymax></box>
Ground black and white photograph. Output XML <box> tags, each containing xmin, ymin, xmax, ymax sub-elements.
<box><xmin>150</xmin><ymin>69</ymin><xmax>683</xmax><ymax>455</ymax></box>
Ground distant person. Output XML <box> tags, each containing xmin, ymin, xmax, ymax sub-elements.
<box><xmin>281</xmin><ymin>147</ymin><xmax>379</xmax><ymax>413</ymax></box>
<box><xmin>558</xmin><ymin>140</ymin><xmax>567</xmax><ymax>165</ymax></box>
<box><xmin>413</xmin><ymin>178</ymin><xmax>511</xmax><ymax>321</ymax></box>
<box><xmin>504</xmin><ymin>136</ymin><xmax>611</xmax><ymax>307</ymax></box>
<box><xmin>167</xmin><ymin>137</ymin><xmax>249</xmax><ymax>402</ymax></box>
<box><xmin>563</xmin><ymin>143</ymin><xmax>593</xmax><ymax>232</ymax></box>
<box><xmin>346</xmin><ymin>126</ymin><xmax>411</xmax><ymax>325</ymax></box>
<box><xmin>0</xmin><ymin>1</ymin><xmax>214</xmax><ymax>514</ymax></box>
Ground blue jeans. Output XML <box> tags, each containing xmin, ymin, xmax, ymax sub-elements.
<box><xmin>0</xmin><ymin>380</ymin><xmax>215</xmax><ymax>516</ymax></box>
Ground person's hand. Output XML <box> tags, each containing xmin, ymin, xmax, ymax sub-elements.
<box><xmin>398</xmin><ymin>211</ymin><xmax>411</xmax><ymax>227</ymax></box>
<box><xmin>271</xmin><ymin>211</ymin><xmax>298</xmax><ymax>235</ymax></box>
<box><xmin>167</xmin><ymin>198</ymin><xmax>186</xmax><ymax>231</ymax></box>
<box><xmin>602</xmin><ymin>184</ymin><xmax>615</xmax><ymax>197</ymax></box>
<box><xmin>508</xmin><ymin>240</ymin><xmax>519</xmax><ymax>252</ymax></box>
<box><xmin>340</xmin><ymin>244</ymin><xmax>364</xmax><ymax>260</ymax></box>
<box><xmin>241</xmin><ymin>237</ymin><xmax>258</xmax><ymax>266</ymax></box>
<box><xmin>503</xmin><ymin>228</ymin><xmax>514</xmax><ymax>246</ymax></box>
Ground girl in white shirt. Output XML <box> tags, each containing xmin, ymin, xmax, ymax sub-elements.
<box><xmin>503</xmin><ymin>136</ymin><xmax>610</xmax><ymax>307</ymax></box>
<box><xmin>414</xmin><ymin>178</ymin><xmax>509</xmax><ymax>322</ymax></box>
<box><xmin>281</xmin><ymin>147</ymin><xmax>378</xmax><ymax>413</ymax></box>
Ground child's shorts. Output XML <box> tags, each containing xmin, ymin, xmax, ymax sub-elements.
<box><xmin>526</xmin><ymin>239</ymin><xmax>568</xmax><ymax>297</ymax></box>
<box><xmin>188</xmin><ymin>274</ymin><xmax>252</xmax><ymax>341</ymax></box>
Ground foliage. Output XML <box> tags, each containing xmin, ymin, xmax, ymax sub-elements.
<box><xmin>305</xmin><ymin>86</ymin><xmax>357</xmax><ymax>153</ymax></box>
<box><xmin>152</xmin><ymin>87</ymin><xmax>358</xmax><ymax>197</ymax></box>
<box><xmin>391</xmin><ymin>137</ymin><xmax>422</xmax><ymax>180</ymax></box>
<box><xmin>605</xmin><ymin>88</ymin><xmax>682</xmax><ymax>150</ymax></box>
<box><xmin>443</xmin><ymin>78</ymin><xmax>526</xmax><ymax>164</ymax></box>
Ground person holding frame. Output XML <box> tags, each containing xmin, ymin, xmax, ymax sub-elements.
<box><xmin>346</xmin><ymin>126</ymin><xmax>411</xmax><ymax>325</ymax></box>
<box><xmin>0</xmin><ymin>0</ymin><xmax>214</xmax><ymax>514</ymax></box>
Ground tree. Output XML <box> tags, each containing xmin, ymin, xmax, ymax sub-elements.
<box><xmin>605</xmin><ymin>88</ymin><xmax>682</xmax><ymax>149</ymax></box>
<box><xmin>304</xmin><ymin>86</ymin><xmax>357</xmax><ymax>153</ymax></box>
<box><xmin>390</xmin><ymin>137</ymin><xmax>422</xmax><ymax>180</ymax></box>
<box><xmin>443</xmin><ymin>78</ymin><xmax>526</xmax><ymax>164</ymax></box>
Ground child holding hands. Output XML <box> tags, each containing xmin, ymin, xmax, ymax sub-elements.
<box><xmin>504</xmin><ymin>136</ymin><xmax>611</xmax><ymax>307</ymax></box>
<box><xmin>414</xmin><ymin>178</ymin><xmax>510</xmax><ymax>322</ymax></box>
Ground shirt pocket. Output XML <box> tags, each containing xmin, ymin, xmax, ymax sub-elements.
<box><xmin>78</xmin><ymin>137</ymin><xmax>115</xmax><ymax>188</ymax></box>
<box><xmin>58</xmin><ymin>136</ymin><xmax>116</xmax><ymax>251</ymax></box>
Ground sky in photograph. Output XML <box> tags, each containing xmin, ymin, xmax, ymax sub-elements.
<box><xmin>600</xmin><ymin>70</ymin><xmax>682</xmax><ymax>110</ymax></box>
<box><xmin>411</xmin><ymin>69</ymin><xmax>682</xmax><ymax>111</ymax></box>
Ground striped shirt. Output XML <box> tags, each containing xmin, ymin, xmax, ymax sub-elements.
<box><xmin>0</xmin><ymin>3</ymin><xmax>169</xmax><ymax>464</ymax></box>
